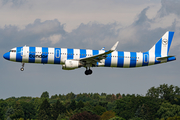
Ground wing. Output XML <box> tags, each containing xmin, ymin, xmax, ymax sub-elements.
<box><xmin>77</xmin><ymin>41</ymin><xmax>119</xmax><ymax>65</ymax></box>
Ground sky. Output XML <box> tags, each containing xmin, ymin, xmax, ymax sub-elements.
<box><xmin>0</xmin><ymin>0</ymin><xmax>180</xmax><ymax>99</ymax></box>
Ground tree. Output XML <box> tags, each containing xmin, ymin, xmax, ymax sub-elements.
<box><xmin>157</xmin><ymin>102</ymin><xmax>180</xmax><ymax>119</ymax></box>
<box><xmin>116</xmin><ymin>93</ymin><xmax>122</xmax><ymax>99</ymax></box>
<box><xmin>76</xmin><ymin>93</ymin><xmax>92</xmax><ymax>102</ymax></box>
<box><xmin>41</xmin><ymin>91</ymin><xmax>49</xmax><ymax>99</ymax></box>
<box><xmin>93</xmin><ymin>93</ymin><xmax>100</xmax><ymax>100</ymax></box>
<box><xmin>21</xmin><ymin>102</ymin><xmax>36</xmax><ymax>120</ymax></box>
<box><xmin>107</xmin><ymin>102</ymin><xmax>116</xmax><ymax>111</ymax></box>
<box><xmin>129</xmin><ymin>117</ymin><xmax>143</xmax><ymax>120</ymax></box>
<box><xmin>135</xmin><ymin>104</ymin><xmax>148</xmax><ymax>120</ymax></box>
<box><xmin>115</xmin><ymin>95</ymin><xmax>162</xmax><ymax>120</ymax></box>
<box><xmin>66</xmin><ymin>92</ymin><xmax>75</xmax><ymax>100</ymax></box>
<box><xmin>100</xmin><ymin>111</ymin><xmax>115</xmax><ymax>120</ymax></box>
<box><xmin>106</xmin><ymin>95</ymin><xmax>115</xmax><ymax>102</ymax></box>
<box><xmin>69</xmin><ymin>111</ymin><xmax>100</xmax><ymax>120</ymax></box>
<box><xmin>99</xmin><ymin>101</ymin><xmax>108</xmax><ymax>108</ymax></box>
<box><xmin>101</xmin><ymin>93</ymin><xmax>107</xmax><ymax>96</ymax></box>
<box><xmin>93</xmin><ymin>105</ymin><xmax>106</xmax><ymax>116</ymax></box>
<box><xmin>51</xmin><ymin>100</ymin><xmax>66</xmax><ymax>120</ymax></box>
<box><xmin>5</xmin><ymin>107</ymin><xmax>14</xmax><ymax>118</ymax></box>
<box><xmin>38</xmin><ymin>99</ymin><xmax>51</xmax><ymax>119</ymax></box>
<box><xmin>10</xmin><ymin>102</ymin><xmax>24</xmax><ymax>119</ymax></box>
<box><xmin>146</xmin><ymin>84</ymin><xmax>180</xmax><ymax>104</ymax></box>
<box><xmin>77</xmin><ymin>101</ymin><xmax>84</xmax><ymax>109</ymax></box>
<box><xmin>167</xmin><ymin>116</ymin><xmax>180</xmax><ymax>120</ymax></box>
<box><xmin>0</xmin><ymin>107</ymin><xmax>4</xmax><ymax>120</ymax></box>
<box><xmin>109</xmin><ymin>116</ymin><xmax>126</xmax><ymax>120</ymax></box>
<box><xmin>69</xmin><ymin>100</ymin><xmax>76</xmax><ymax>111</ymax></box>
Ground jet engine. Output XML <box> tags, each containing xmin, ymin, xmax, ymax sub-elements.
<box><xmin>62</xmin><ymin>60</ymin><xmax>83</xmax><ymax>70</ymax></box>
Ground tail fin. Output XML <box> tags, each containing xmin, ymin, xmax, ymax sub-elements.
<box><xmin>148</xmin><ymin>31</ymin><xmax>174</xmax><ymax>57</ymax></box>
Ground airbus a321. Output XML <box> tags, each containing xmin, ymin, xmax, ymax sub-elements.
<box><xmin>3</xmin><ymin>31</ymin><xmax>176</xmax><ymax>75</ymax></box>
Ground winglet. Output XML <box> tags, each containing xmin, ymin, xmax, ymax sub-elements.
<box><xmin>101</xmin><ymin>47</ymin><xmax>105</xmax><ymax>50</ymax></box>
<box><xmin>111</xmin><ymin>41</ymin><xmax>119</xmax><ymax>51</ymax></box>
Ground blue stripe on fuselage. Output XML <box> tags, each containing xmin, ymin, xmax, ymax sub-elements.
<box><xmin>80</xmin><ymin>49</ymin><xmax>86</xmax><ymax>58</ymax></box>
<box><xmin>142</xmin><ymin>52</ymin><xmax>149</xmax><ymax>66</ymax></box>
<box><xmin>105</xmin><ymin>51</ymin><xmax>111</xmax><ymax>67</ymax></box>
<box><xmin>117</xmin><ymin>51</ymin><xmax>124</xmax><ymax>67</ymax></box>
<box><xmin>93</xmin><ymin>50</ymin><xmax>99</xmax><ymax>66</ymax></box>
<box><xmin>29</xmin><ymin>47</ymin><xmax>35</xmax><ymax>63</ymax></box>
<box><xmin>42</xmin><ymin>47</ymin><xmax>48</xmax><ymax>63</ymax></box>
<box><xmin>54</xmin><ymin>48</ymin><xmax>61</xmax><ymax>64</ymax></box>
<box><xmin>67</xmin><ymin>48</ymin><xmax>73</xmax><ymax>60</ymax></box>
<box><xmin>16</xmin><ymin>47</ymin><xmax>23</xmax><ymax>62</ymax></box>
<box><xmin>130</xmin><ymin>52</ymin><xmax>136</xmax><ymax>67</ymax></box>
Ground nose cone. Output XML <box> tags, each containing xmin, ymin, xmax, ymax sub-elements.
<box><xmin>3</xmin><ymin>52</ymin><xmax>10</xmax><ymax>60</ymax></box>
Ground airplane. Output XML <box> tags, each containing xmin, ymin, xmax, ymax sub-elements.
<box><xmin>3</xmin><ymin>31</ymin><xmax>176</xmax><ymax>75</ymax></box>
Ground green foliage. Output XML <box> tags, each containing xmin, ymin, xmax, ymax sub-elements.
<box><xmin>115</xmin><ymin>95</ymin><xmax>161</xmax><ymax>120</ymax></box>
<box><xmin>5</xmin><ymin>107</ymin><xmax>14</xmax><ymax>118</ymax></box>
<box><xmin>77</xmin><ymin>101</ymin><xmax>85</xmax><ymax>109</ymax></box>
<box><xmin>135</xmin><ymin>104</ymin><xmax>148</xmax><ymax>119</ymax></box>
<box><xmin>93</xmin><ymin>93</ymin><xmax>100</xmax><ymax>100</ymax></box>
<box><xmin>69</xmin><ymin>111</ymin><xmax>100</xmax><ymax>120</ymax></box>
<box><xmin>101</xmin><ymin>93</ymin><xmax>107</xmax><ymax>96</ymax></box>
<box><xmin>109</xmin><ymin>116</ymin><xmax>126</xmax><ymax>120</ymax></box>
<box><xmin>107</xmin><ymin>102</ymin><xmax>116</xmax><ymax>111</ymax></box>
<box><xmin>69</xmin><ymin>100</ymin><xmax>77</xmax><ymax>111</ymax></box>
<box><xmin>10</xmin><ymin>102</ymin><xmax>24</xmax><ymax>119</ymax></box>
<box><xmin>146</xmin><ymin>84</ymin><xmax>180</xmax><ymax>105</ymax></box>
<box><xmin>38</xmin><ymin>99</ymin><xmax>51</xmax><ymax>119</ymax></box>
<box><xmin>167</xmin><ymin>116</ymin><xmax>180</xmax><ymax>120</ymax></box>
<box><xmin>66</xmin><ymin>92</ymin><xmax>75</xmax><ymax>100</ymax></box>
<box><xmin>1</xmin><ymin>84</ymin><xmax>180</xmax><ymax>120</ymax></box>
<box><xmin>21</xmin><ymin>101</ymin><xmax>36</xmax><ymax>119</ymax></box>
<box><xmin>129</xmin><ymin>117</ymin><xmax>143</xmax><ymax>120</ymax></box>
<box><xmin>99</xmin><ymin>101</ymin><xmax>108</xmax><ymax>108</ymax></box>
<box><xmin>76</xmin><ymin>93</ymin><xmax>93</xmax><ymax>102</ymax></box>
<box><xmin>40</xmin><ymin>91</ymin><xmax>49</xmax><ymax>99</ymax></box>
<box><xmin>100</xmin><ymin>111</ymin><xmax>115</xmax><ymax>120</ymax></box>
<box><xmin>51</xmin><ymin>100</ymin><xmax>66</xmax><ymax>120</ymax></box>
<box><xmin>93</xmin><ymin>105</ymin><xmax>106</xmax><ymax>116</ymax></box>
<box><xmin>0</xmin><ymin>107</ymin><xmax>4</xmax><ymax>120</ymax></box>
<box><xmin>157</xmin><ymin>102</ymin><xmax>180</xmax><ymax>119</ymax></box>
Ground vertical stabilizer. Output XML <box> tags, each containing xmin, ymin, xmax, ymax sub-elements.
<box><xmin>148</xmin><ymin>31</ymin><xmax>174</xmax><ymax>57</ymax></box>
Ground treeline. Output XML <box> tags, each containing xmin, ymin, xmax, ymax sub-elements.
<box><xmin>0</xmin><ymin>84</ymin><xmax>180</xmax><ymax>120</ymax></box>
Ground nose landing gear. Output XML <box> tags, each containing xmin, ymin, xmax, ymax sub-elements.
<box><xmin>20</xmin><ymin>63</ymin><xmax>25</xmax><ymax>71</ymax></box>
<box><xmin>85</xmin><ymin>67</ymin><xmax>93</xmax><ymax>75</ymax></box>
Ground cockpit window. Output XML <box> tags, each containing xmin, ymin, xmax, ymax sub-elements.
<box><xmin>9</xmin><ymin>50</ymin><xmax>16</xmax><ymax>52</ymax></box>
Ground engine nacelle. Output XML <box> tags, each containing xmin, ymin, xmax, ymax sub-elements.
<box><xmin>62</xmin><ymin>60</ymin><xmax>82</xmax><ymax>70</ymax></box>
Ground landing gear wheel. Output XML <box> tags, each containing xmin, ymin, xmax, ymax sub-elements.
<box><xmin>20</xmin><ymin>63</ymin><xmax>25</xmax><ymax>71</ymax></box>
<box><xmin>84</xmin><ymin>69</ymin><xmax>93</xmax><ymax>75</ymax></box>
<box><xmin>20</xmin><ymin>68</ymin><xmax>24</xmax><ymax>71</ymax></box>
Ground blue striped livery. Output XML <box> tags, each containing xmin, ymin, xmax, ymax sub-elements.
<box><xmin>3</xmin><ymin>31</ymin><xmax>176</xmax><ymax>75</ymax></box>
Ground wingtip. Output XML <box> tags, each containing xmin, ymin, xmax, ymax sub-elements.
<box><xmin>111</xmin><ymin>41</ymin><xmax>119</xmax><ymax>51</ymax></box>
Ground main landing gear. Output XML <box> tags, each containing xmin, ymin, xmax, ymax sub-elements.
<box><xmin>85</xmin><ymin>67</ymin><xmax>93</xmax><ymax>75</ymax></box>
<box><xmin>20</xmin><ymin>63</ymin><xmax>25</xmax><ymax>71</ymax></box>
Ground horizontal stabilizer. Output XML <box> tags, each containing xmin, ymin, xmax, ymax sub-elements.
<box><xmin>157</xmin><ymin>56</ymin><xmax>175</xmax><ymax>61</ymax></box>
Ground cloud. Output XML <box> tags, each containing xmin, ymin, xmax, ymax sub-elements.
<box><xmin>0</xmin><ymin>19</ymin><xmax>66</xmax><ymax>52</ymax></box>
<box><xmin>41</xmin><ymin>34</ymin><xmax>62</xmax><ymax>45</ymax></box>
<box><xmin>63</xmin><ymin>22</ymin><xmax>119</xmax><ymax>49</ymax></box>
<box><xmin>157</xmin><ymin>0</ymin><xmax>180</xmax><ymax>17</ymax></box>
<box><xmin>1</xmin><ymin>0</ymin><xmax>28</xmax><ymax>8</ymax></box>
